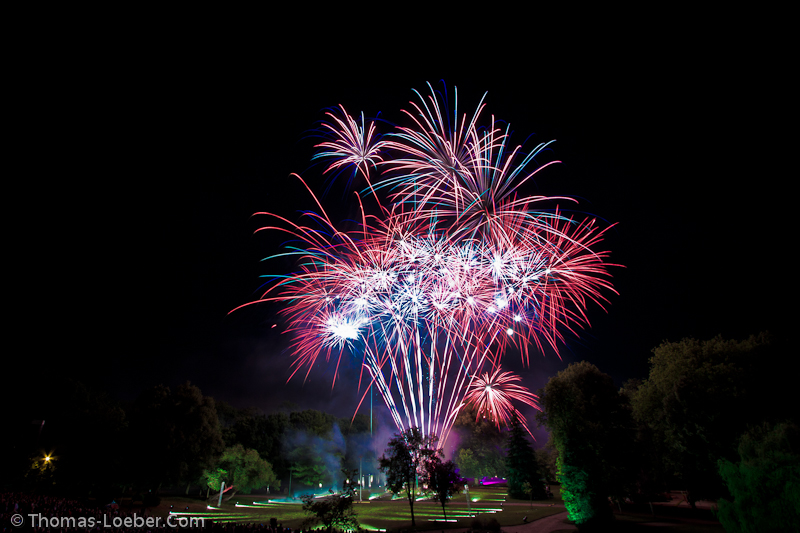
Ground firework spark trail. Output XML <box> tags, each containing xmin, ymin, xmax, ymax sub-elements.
<box><xmin>232</xmin><ymin>82</ymin><xmax>618</xmax><ymax>441</ymax></box>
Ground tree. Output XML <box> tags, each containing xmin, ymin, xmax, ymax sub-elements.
<box><xmin>455</xmin><ymin>448</ymin><xmax>480</xmax><ymax>480</ymax></box>
<box><xmin>301</xmin><ymin>468</ymin><xmax>360</xmax><ymax>532</ymax></box>
<box><xmin>535</xmin><ymin>437</ymin><xmax>559</xmax><ymax>483</ymax></box>
<box><xmin>285</xmin><ymin>409</ymin><xmax>344</xmax><ymax>491</ymax></box>
<box><xmin>378</xmin><ymin>427</ymin><xmax>439</xmax><ymax>527</ymax></box>
<box><xmin>452</xmin><ymin>405</ymin><xmax>507</xmax><ymax>479</ymax></box>
<box><xmin>129</xmin><ymin>382</ymin><xmax>224</xmax><ymax>491</ymax></box>
<box><xmin>505</xmin><ymin>414</ymin><xmax>546</xmax><ymax>500</ymax></box>
<box><xmin>423</xmin><ymin>456</ymin><xmax>461</xmax><ymax>521</ymax></box>
<box><xmin>715</xmin><ymin>421</ymin><xmax>800</xmax><ymax>532</ymax></box>
<box><xmin>291</xmin><ymin>461</ymin><xmax>328</xmax><ymax>488</ymax></box>
<box><xmin>631</xmin><ymin>333</ymin><xmax>781</xmax><ymax>506</ymax></box>
<box><xmin>536</xmin><ymin>361</ymin><xmax>634</xmax><ymax>530</ymax></box>
<box><xmin>290</xmin><ymin>409</ymin><xmax>337</xmax><ymax>437</ymax></box>
<box><xmin>204</xmin><ymin>444</ymin><xmax>277</xmax><ymax>499</ymax></box>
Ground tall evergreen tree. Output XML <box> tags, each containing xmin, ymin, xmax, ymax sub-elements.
<box><xmin>505</xmin><ymin>414</ymin><xmax>545</xmax><ymax>499</ymax></box>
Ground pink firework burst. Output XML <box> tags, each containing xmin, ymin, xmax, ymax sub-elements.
<box><xmin>463</xmin><ymin>368</ymin><xmax>540</xmax><ymax>436</ymax></box>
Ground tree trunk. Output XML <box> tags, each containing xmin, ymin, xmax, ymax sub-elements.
<box><xmin>186</xmin><ymin>483</ymin><xmax>191</xmax><ymax>495</ymax></box>
<box><xmin>407</xmin><ymin>486</ymin><xmax>416</xmax><ymax>526</ymax></box>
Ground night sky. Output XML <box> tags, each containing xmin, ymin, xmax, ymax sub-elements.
<box><xmin>14</xmin><ymin>29</ymin><xmax>788</xmax><ymax>446</ymax></box>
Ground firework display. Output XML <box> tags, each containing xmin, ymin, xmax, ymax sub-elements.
<box><xmin>232</xmin><ymin>83</ymin><xmax>617</xmax><ymax>443</ymax></box>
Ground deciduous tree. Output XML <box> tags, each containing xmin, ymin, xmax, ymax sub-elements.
<box><xmin>423</xmin><ymin>456</ymin><xmax>461</xmax><ymax>521</ymax></box>
<box><xmin>536</xmin><ymin>361</ymin><xmax>634</xmax><ymax>529</ymax></box>
<box><xmin>130</xmin><ymin>382</ymin><xmax>224</xmax><ymax>491</ymax></box>
<box><xmin>205</xmin><ymin>444</ymin><xmax>277</xmax><ymax>499</ymax></box>
<box><xmin>631</xmin><ymin>333</ymin><xmax>780</xmax><ymax>506</ymax></box>
<box><xmin>716</xmin><ymin>421</ymin><xmax>800</xmax><ymax>532</ymax></box>
<box><xmin>378</xmin><ymin>428</ymin><xmax>438</xmax><ymax>526</ymax></box>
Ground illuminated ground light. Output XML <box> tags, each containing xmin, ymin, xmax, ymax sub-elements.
<box><xmin>171</xmin><ymin>511</ymin><xmax>249</xmax><ymax>524</ymax></box>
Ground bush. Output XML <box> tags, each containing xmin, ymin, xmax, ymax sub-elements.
<box><xmin>716</xmin><ymin>422</ymin><xmax>800</xmax><ymax>533</ymax></box>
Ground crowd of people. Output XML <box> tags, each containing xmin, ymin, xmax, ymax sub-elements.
<box><xmin>0</xmin><ymin>493</ymin><xmax>317</xmax><ymax>533</ymax></box>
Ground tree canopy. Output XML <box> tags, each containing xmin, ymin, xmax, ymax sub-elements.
<box><xmin>630</xmin><ymin>333</ymin><xmax>781</xmax><ymax>504</ymax></box>
<box><xmin>536</xmin><ymin>361</ymin><xmax>634</xmax><ymax>528</ymax></box>
<box><xmin>715</xmin><ymin>421</ymin><xmax>800</xmax><ymax>532</ymax></box>
<box><xmin>422</xmin><ymin>456</ymin><xmax>462</xmax><ymax>521</ymax></box>
<box><xmin>378</xmin><ymin>428</ymin><xmax>439</xmax><ymax>526</ymax></box>
<box><xmin>204</xmin><ymin>444</ymin><xmax>277</xmax><ymax>498</ymax></box>
<box><xmin>129</xmin><ymin>382</ymin><xmax>224</xmax><ymax>490</ymax></box>
<box><xmin>452</xmin><ymin>405</ymin><xmax>507</xmax><ymax>480</ymax></box>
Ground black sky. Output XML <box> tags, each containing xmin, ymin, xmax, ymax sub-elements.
<box><xmin>13</xmin><ymin>25</ymin><xmax>790</xmax><ymax>444</ymax></box>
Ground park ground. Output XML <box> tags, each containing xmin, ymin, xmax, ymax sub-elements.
<box><xmin>145</xmin><ymin>485</ymin><xmax>725</xmax><ymax>533</ymax></box>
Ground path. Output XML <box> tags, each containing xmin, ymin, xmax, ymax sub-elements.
<box><xmin>504</xmin><ymin>512</ymin><xmax>575</xmax><ymax>533</ymax></box>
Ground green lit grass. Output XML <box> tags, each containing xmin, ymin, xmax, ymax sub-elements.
<box><xmin>155</xmin><ymin>487</ymin><xmax>565</xmax><ymax>531</ymax></box>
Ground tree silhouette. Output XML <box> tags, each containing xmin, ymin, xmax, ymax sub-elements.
<box><xmin>505</xmin><ymin>414</ymin><xmax>545</xmax><ymax>500</ymax></box>
<box><xmin>378</xmin><ymin>428</ymin><xmax>438</xmax><ymax>526</ymax></box>
<box><xmin>423</xmin><ymin>456</ymin><xmax>461</xmax><ymax>521</ymax></box>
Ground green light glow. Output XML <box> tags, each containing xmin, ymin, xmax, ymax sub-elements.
<box><xmin>557</xmin><ymin>456</ymin><xmax>594</xmax><ymax>525</ymax></box>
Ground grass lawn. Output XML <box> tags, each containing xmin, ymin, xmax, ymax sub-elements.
<box><xmin>153</xmin><ymin>485</ymin><xmax>566</xmax><ymax>531</ymax></box>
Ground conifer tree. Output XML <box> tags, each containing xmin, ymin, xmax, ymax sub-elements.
<box><xmin>505</xmin><ymin>414</ymin><xmax>545</xmax><ymax>499</ymax></box>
